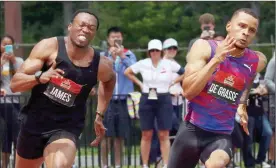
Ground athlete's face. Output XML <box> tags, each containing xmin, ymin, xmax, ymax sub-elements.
<box><xmin>226</xmin><ymin>12</ymin><xmax>258</xmax><ymax>49</ymax></box>
<box><xmin>68</xmin><ymin>13</ymin><xmax>98</xmax><ymax>48</ymax></box>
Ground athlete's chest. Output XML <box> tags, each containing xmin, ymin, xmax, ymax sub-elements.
<box><xmin>55</xmin><ymin>57</ymin><xmax>96</xmax><ymax>86</ymax></box>
<box><xmin>218</xmin><ymin>58</ymin><xmax>255</xmax><ymax>83</ymax></box>
<box><xmin>206</xmin><ymin>58</ymin><xmax>255</xmax><ymax>104</ymax></box>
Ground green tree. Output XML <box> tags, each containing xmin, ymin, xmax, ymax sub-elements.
<box><xmin>22</xmin><ymin>1</ymin><xmax>64</xmax><ymax>42</ymax></box>
<box><xmin>20</xmin><ymin>1</ymin><xmax>275</xmax><ymax>62</ymax></box>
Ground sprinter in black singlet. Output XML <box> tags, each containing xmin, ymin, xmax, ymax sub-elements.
<box><xmin>10</xmin><ymin>9</ymin><xmax>116</xmax><ymax>168</ymax></box>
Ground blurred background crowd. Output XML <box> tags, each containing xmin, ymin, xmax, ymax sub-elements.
<box><xmin>0</xmin><ymin>1</ymin><xmax>275</xmax><ymax>168</ymax></box>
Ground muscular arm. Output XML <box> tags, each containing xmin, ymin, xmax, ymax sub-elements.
<box><xmin>239</xmin><ymin>51</ymin><xmax>267</xmax><ymax>106</ymax></box>
<box><xmin>182</xmin><ymin>39</ymin><xmax>221</xmax><ymax>100</ymax></box>
<box><xmin>10</xmin><ymin>38</ymin><xmax>57</xmax><ymax>92</ymax></box>
<box><xmin>96</xmin><ymin>56</ymin><xmax>116</xmax><ymax>116</ymax></box>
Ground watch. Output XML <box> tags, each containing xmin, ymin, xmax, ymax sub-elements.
<box><xmin>34</xmin><ymin>71</ymin><xmax>43</xmax><ymax>84</ymax></box>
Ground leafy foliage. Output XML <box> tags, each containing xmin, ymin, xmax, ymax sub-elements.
<box><xmin>20</xmin><ymin>1</ymin><xmax>275</xmax><ymax>64</ymax></box>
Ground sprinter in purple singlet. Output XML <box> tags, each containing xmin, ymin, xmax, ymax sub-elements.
<box><xmin>168</xmin><ymin>8</ymin><xmax>267</xmax><ymax>168</ymax></box>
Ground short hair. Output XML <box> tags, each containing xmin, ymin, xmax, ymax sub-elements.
<box><xmin>199</xmin><ymin>13</ymin><xmax>215</xmax><ymax>24</ymax></box>
<box><xmin>71</xmin><ymin>9</ymin><xmax>100</xmax><ymax>30</ymax></box>
<box><xmin>1</xmin><ymin>34</ymin><xmax>15</xmax><ymax>44</ymax></box>
<box><xmin>231</xmin><ymin>8</ymin><xmax>259</xmax><ymax>21</ymax></box>
<box><xmin>107</xmin><ymin>26</ymin><xmax>123</xmax><ymax>36</ymax></box>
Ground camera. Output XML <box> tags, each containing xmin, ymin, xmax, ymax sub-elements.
<box><xmin>203</xmin><ymin>26</ymin><xmax>210</xmax><ymax>31</ymax></box>
<box><xmin>114</xmin><ymin>39</ymin><xmax>122</xmax><ymax>47</ymax></box>
<box><xmin>4</xmin><ymin>45</ymin><xmax>13</xmax><ymax>54</ymax></box>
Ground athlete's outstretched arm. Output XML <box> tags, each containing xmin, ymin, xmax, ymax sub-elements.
<box><xmin>10</xmin><ymin>37</ymin><xmax>63</xmax><ymax>92</ymax></box>
<box><xmin>96</xmin><ymin>56</ymin><xmax>116</xmax><ymax>116</ymax></box>
<box><xmin>183</xmin><ymin>36</ymin><xmax>237</xmax><ymax>100</ymax></box>
<box><xmin>91</xmin><ymin>56</ymin><xmax>116</xmax><ymax>147</ymax></box>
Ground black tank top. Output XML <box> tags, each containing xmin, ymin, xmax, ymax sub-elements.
<box><xmin>21</xmin><ymin>37</ymin><xmax>100</xmax><ymax>135</ymax></box>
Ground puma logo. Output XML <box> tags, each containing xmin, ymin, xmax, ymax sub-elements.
<box><xmin>243</xmin><ymin>64</ymin><xmax>252</xmax><ymax>72</ymax></box>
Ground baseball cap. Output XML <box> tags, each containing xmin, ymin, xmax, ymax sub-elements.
<box><xmin>148</xmin><ymin>39</ymin><xmax>162</xmax><ymax>51</ymax></box>
<box><xmin>163</xmin><ymin>38</ymin><xmax>178</xmax><ymax>49</ymax></box>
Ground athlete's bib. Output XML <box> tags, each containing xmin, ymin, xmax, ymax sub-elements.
<box><xmin>44</xmin><ymin>77</ymin><xmax>82</xmax><ymax>107</ymax></box>
<box><xmin>207</xmin><ymin>71</ymin><xmax>245</xmax><ymax>104</ymax></box>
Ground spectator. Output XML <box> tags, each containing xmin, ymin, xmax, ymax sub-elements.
<box><xmin>101</xmin><ymin>26</ymin><xmax>137</xmax><ymax>168</ymax></box>
<box><xmin>187</xmin><ymin>13</ymin><xmax>216</xmax><ymax>52</ymax></box>
<box><xmin>242</xmin><ymin>73</ymin><xmax>272</xmax><ymax>168</ymax></box>
<box><xmin>0</xmin><ymin>35</ymin><xmax>23</xmax><ymax>168</ymax></box>
<box><xmin>163</xmin><ymin>38</ymin><xmax>184</xmax><ymax>135</ymax></box>
<box><xmin>124</xmin><ymin>39</ymin><xmax>183</xmax><ymax>168</ymax></box>
<box><xmin>147</xmin><ymin>38</ymin><xmax>184</xmax><ymax>165</ymax></box>
<box><xmin>265</xmin><ymin>52</ymin><xmax>275</xmax><ymax>166</ymax></box>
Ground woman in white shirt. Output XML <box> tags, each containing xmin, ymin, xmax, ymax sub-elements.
<box><xmin>124</xmin><ymin>39</ymin><xmax>182</xmax><ymax>168</ymax></box>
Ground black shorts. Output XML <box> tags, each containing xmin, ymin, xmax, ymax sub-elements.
<box><xmin>16</xmin><ymin>129</ymin><xmax>78</xmax><ymax>159</ymax></box>
<box><xmin>139</xmin><ymin>94</ymin><xmax>173</xmax><ymax>131</ymax></box>
<box><xmin>168</xmin><ymin>121</ymin><xmax>232</xmax><ymax>168</ymax></box>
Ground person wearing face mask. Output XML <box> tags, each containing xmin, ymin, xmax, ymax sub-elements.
<box><xmin>100</xmin><ymin>26</ymin><xmax>137</xmax><ymax>168</ymax></box>
<box><xmin>0</xmin><ymin>34</ymin><xmax>24</xmax><ymax>168</ymax></box>
<box><xmin>124</xmin><ymin>39</ymin><xmax>183</xmax><ymax>168</ymax></box>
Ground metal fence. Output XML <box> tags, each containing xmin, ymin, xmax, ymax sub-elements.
<box><xmin>0</xmin><ymin>94</ymin><xmax>274</xmax><ymax>168</ymax></box>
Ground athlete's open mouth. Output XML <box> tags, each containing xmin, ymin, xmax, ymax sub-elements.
<box><xmin>78</xmin><ymin>35</ymin><xmax>87</xmax><ymax>42</ymax></box>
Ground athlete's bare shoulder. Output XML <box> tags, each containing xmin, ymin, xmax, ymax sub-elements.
<box><xmin>35</xmin><ymin>37</ymin><xmax>58</xmax><ymax>52</ymax></box>
<box><xmin>254</xmin><ymin>51</ymin><xmax>267</xmax><ymax>73</ymax></box>
<box><xmin>15</xmin><ymin>37</ymin><xmax>58</xmax><ymax>75</ymax></box>
<box><xmin>186</xmin><ymin>39</ymin><xmax>212</xmax><ymax>64</ymax></box>
<box><xmin>98</xmin><ymin>56</ymin><xmax>115</xmax><ymax>82</ymax></box>
<box><xmin>30</xmin><ymin>37</ymin><xmax>58</xmax><ymax>61</ymax></box>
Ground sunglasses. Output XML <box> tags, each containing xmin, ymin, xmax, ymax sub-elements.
<box><xmin>167</xmin><ymin>46</ymin><xmax>178</xmax><ymax>50</ymax></box>
<box><xmin>149</xmin><ymin>49</ymin><xmax>161</xmax><ymax>52</ymax></box>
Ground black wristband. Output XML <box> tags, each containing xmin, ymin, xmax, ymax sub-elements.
<box><xmin>34</xmin><ymin>71</ymin><xmax>43</xmax><ymax>84</ymax></box>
